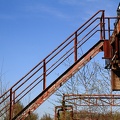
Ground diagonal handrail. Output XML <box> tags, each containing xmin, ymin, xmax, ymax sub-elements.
<box><xmin>13</xmin><ymin>40</ymin><xmax>104</xmax><ymax>120</ymax></box>
<box><xmin>0</xmin><ymin>10</ymin><xmax>115</xmax><ymax>119</ymax></box>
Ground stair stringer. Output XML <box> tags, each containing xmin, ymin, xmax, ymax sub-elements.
<box><xmin>13</xmin><ymin>40</ymin><xmax>104</xmax><ymax>120</ymax></box>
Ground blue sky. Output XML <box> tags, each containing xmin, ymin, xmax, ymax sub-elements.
<box><xmin>0</xmin><ymin>0</ymin><xmax>119</xmax><ymax>86</ymax></box>
<box><xmin>0</xmin><ymin>0</ymin><xmax>120</xmax><ymax>118</ymax></box>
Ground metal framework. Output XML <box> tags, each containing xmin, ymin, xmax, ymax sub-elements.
<box><xmin>55</xmin><ymin>105</ymin><xmax>73</xmax><ymax>120</ymax></box>
<box><xmin>0</xmin><ymin>9</ymin><xmax>120</xmax><ymax>119</ymax></box>
<box><xmin>63</xmin><ymin>94</ymin><xmax>120</xmax><ymax>106</ymax></box>
<box><xmin>55</xmin><ymin>94</ymin><xmax>120</xmax><ymax>120</ymax></box>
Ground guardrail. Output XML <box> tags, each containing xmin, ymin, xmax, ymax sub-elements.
<box><xmin>0</xmin><ymin>10</ymin><xmax>115</xmax><ymax>119</ymax></box>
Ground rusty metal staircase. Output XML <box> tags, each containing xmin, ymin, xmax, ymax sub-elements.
<box><xmin>0</xmin><ymin>10</ymin><xmax>116</xmax><ymax>120</ymax></box>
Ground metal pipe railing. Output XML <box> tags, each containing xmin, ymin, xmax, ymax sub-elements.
<box><xmin>0</xmin><ymin>10</ymin><xmax>116</xmax><ymax>119</ymax></box>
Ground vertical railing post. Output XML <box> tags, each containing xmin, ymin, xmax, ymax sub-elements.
<box><xmin>55</xmin><ymin>107</ymin><xmax>56</xmax><ymax>120</ymax></box>
<box><xmin>71</xmin><ymin>106</ymin><xmax>73</xmax><ymax>120</ymax></box>
<box><xmin>108</xmin><ymin>18</ymin><xmax>110</xmax><ymax>40</ymax></box>
<box><xmin>74</xmin><ymin>32</ymin><xmax>77</xmax><ymax>62</ymax></box>
<box><xmin>102</xmin><ymin>10</ymin><xmax>105</xmax><ymax>40</ymax></box>
<box><xmin>13</xmin><ymin>91</ymin><xmax>15</xmax><ymax>105</ymax></box>
<box><xmin>62</xmin><ymin>101</ymin><xmax>65</xmax><ymax>120</ymax></box>
<box><xmin>9</xmin><ymin>88</ymin><xmax>13</xmax><ymax>120</ymax></box>
<box><xmin>100</xmin><ymin>10</ymin><xmax>105</xmax><ymax>40</ymax></box>
<box><xmin>43</xmin><ymin>59</ymin><xmax>46</xmax><ymax>90</ymax></box>
<box><xmin>13</xmin><ymin>91</ymin><xmax>15</xmax><ymax>118</ymax></box>
<box><xmin>100</xmin><ymin>16</ymin><xmax>103</xmax><ymax>40</ymax></box>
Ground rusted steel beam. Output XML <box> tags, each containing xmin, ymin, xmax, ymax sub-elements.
<box><xmin>103</xmin><ymin>40</ymin><xmax>112</xmax><ymax>59</ymax></box>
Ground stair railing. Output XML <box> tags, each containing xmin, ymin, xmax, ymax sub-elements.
<box><xmin>0</xmin><ymin>10</ymin><xmax>114</xmax><ymax>119</ymax></box>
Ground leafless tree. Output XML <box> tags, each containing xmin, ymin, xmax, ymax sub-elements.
<box><xmin>0</xmin><ymin>66</ymin><xmax>39</xmax><ymax>120</ymax></box>
<box><xmin>54</xmin><ymin>58</ymin><xmax>120</xmax><ymax>119</ymax></box>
